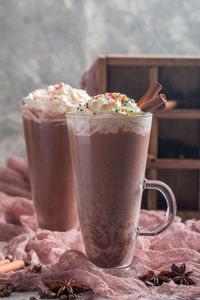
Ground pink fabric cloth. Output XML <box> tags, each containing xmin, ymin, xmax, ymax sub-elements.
<box><xmin>0</xmin><ymin>157</ymin><xmax>31</xmax><ymax>199</ymax></box>
<box><xmin>0</xmin><ymin>158</ymin><xmax>200</xmax><ymax>299</ymax></box>
<box><xmin>81</xmin><ymin>60</ymin><xmax>98</xmax><ymax>96</ymax></box>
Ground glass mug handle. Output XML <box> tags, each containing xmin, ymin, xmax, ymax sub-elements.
<box><xmin>138</xmin><ymin>178</ymin><xmax>177</xmax><ymax>236</ymax></box>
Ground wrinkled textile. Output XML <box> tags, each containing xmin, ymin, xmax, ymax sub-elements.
<box><xmin>0</xmin><ymin>157</ymin><xmax>31</xmax><ymax>199</ymax></box>
<box><xmin>0</xmin><ymin>158</ymin><xmax>200</xmax><ymax>299</ymax></box>
<box><xmin>81</xmin><ymin>60</ymin><xmax>98</xmax><ymax>96</ymax></box>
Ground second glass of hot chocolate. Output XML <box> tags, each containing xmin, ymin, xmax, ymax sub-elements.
<box><xmin>22</xmin><ymin>83</ymin><xmax>90</xmax><ymax>231</ymax></box>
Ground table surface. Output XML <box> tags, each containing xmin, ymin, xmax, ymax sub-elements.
<box><xmin>7</xmin><ymin>292</ymin><xmax>197</xmax><ymax>300</ymax></box>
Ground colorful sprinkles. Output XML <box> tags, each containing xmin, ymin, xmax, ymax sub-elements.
<box><xmin>29</xmin><ymin>83</ymin><xmax>70</xmax><ymax>102</ymax></box>
<box><xmin>89</xmin><ymin>92</ymin><xmax>137</xmax><ymax>115</ymax></box>
<box><xmin>30</xmin><ymin>83</ymin><xmax>66</xmax><ymax>102</ymax></box>
<box><xmin>25</xmin><ymin>83</ymin><xmax>91</xmax><ymax>114</ymax></box>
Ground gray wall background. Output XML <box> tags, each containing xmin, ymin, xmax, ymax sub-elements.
<box><xmin>0</xmin><ymin>0</ymin><xmax>200</xmax><ymax>165</ymax></box>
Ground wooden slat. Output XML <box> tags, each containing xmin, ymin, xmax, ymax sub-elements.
<box><xmin>97</xmin><ymin>56</ymin><xmax>107</xmax><ymax>94</ymax></box>
<box><xmin>147</xmin><ymin>117</ymin><xmax>158</xmax><ymax>210</ymax></box>
<box><xmin>146</xmin><ymin>169</ymin><xmax>157</xmax><ymax>210</ymax></box>
<box><xmin>177</xmin><ymin>210</ymin><xmax>200</xmax><ymax>221</ymax></box>
<box><xmin>106</xmin><ymin>55</ymin><xmax>200</xmax><ymax>67</ymax></box>
<box><xmin>149</xmin><ymin>118</ymin><xmax>158</xmax><ymax>156</ymax></box>
<box><xmin>147</xmin><ymin>159</ymin><xmax>200</xmax><ymax>169</ymax></box>
<box><xmin>154</xmin><ymin>109</ymin><xmax>200</xmax><ymax>119</ymax></box>
<box><xmin>149</xmin><ymin>66</ymin><xmax>158</xmax><ymax>83</ymax></box>
<box><xmin>198</xmin><ymin>120</ymin><xmax>200</xmax><ymax>210</ymax></box>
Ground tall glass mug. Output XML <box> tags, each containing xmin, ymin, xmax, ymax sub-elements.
<box><xmin>67</xmin><ymin>113</ymin><xmax>176</xmax><ymax>271</ymax></box>
<box><xmin>21</xmin><ymin>102</ymin><xmax>79</xmax><ymax>231</ymax></box>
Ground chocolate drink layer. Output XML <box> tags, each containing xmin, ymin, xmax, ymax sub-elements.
<box><xmin>67</xmin><ymin>115</ymin><xmax>151</xmax><ymax>268</ymax></box>
<box><xmin>23</xmin><ymin>112</ymin><xmax>79</xmax><ymax>231</ymax></box>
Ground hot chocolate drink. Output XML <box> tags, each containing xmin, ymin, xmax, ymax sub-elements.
<box><xmin>67</xmin><ymin>87</ymin><xmax>176</xmax><ymax>271</ymax></box>
<box><xmin>67</xmin><ymin>93</ymin><xmax>152</xmax><ymax>268</ymax></box>
<box><xmin>22</xmin><ymin>83</ymin><xmax>90</xmax><ymax>231</ymax></box>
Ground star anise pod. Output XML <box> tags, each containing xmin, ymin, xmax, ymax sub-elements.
<box><xmin>68</xmin><ymin>279</ymin><xmax>91</xmax><ymax>294</ymax></box>
<box><xmin>50</xmin><ymin>279</ymin><xmax>73</xmax><ymax>297</ymax></box>
<box><xmin>169</xmin><ymin>263</ymin><xmax>195</xmax><ymax>285</ymax></box>
<box><xmin>139</xmin><ymin>270</ymin><xmax>170</xmax><ymax>286</ymax></box>
<box><xmin>49</xmin><ymin>278</ymin><xmax>91</xmax><ymax>298</ymax></box>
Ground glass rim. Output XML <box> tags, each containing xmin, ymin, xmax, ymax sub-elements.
<box><xmin>66</xmin><ymin>112</ymin><xmax>152</xmax><ymax>119</ymax></box>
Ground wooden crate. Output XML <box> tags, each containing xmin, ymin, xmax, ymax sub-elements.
<box><xmin>97</xmin><ymin>55</ymin><xmax>200</xmax><ymax>220</ymax></box>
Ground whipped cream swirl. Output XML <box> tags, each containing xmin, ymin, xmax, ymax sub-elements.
<box><xmin>72</xmin><ymin>92</ymin><xmax>142</xmax><ymax>115</ymax></box>
<box><xmin>23</xmin><ymin>83</ymin><xmax>90</xmax><ymax>114</ymax></box>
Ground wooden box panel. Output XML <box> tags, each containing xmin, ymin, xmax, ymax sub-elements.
<box><xmin>107</xmin><ymin>66</ymin><xmax>150</xmax><ymax>101</ymax></box>
<box><xmin>96</xmin><ymin>55</ymin><xmax>200</xmax><ymax>219</ymax></box>
<box><xmin>157</xmin><ymin>169</ymin><xmax>198</xmax><ymax>211</ymax></box>
<box><xmin>158</xmin><ymin>119</ymin><xmax>199</xmax><ymax>159</ymax></box>
<box><xmin>159</xmin><ymin>66</ymin><xmax>200</xmax><ymax>101</ymax></box>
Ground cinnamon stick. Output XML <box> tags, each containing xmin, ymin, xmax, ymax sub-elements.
<box><xmin>138</xmin><ymin>81</ymin><xmax>162</xmax><ymax>106</ymax></box>
<box><xmin>139</xmin><ymin>94</ymin><xmax>166</xmax><ymax>112</ymax></box>
<box><xmin>162</xmin><ymin>100</ymin><xmax>178</xmax><ymax>111</ymax></box>
<box><xmin>0</xmin><ymin>260</ymin><xmax>25</xmax><ymax>273</ymax></box>
<box><xmin>0</xmin><ymin>259</ymin><xmax>10</xmax><ymax>267</ymax></box>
